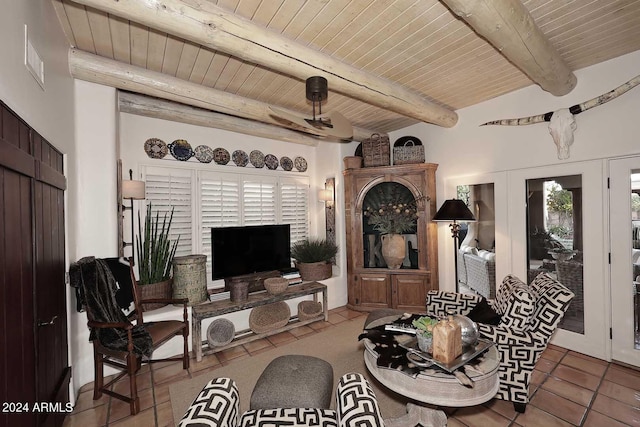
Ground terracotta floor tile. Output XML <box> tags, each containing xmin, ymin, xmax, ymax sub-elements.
<box><xmin>153</xmin><ymin>382</ymin><xmax>172</xmax><ymax>405</ymax></box>
<box><xmin>583</xmin><ymin>410</ymin><xmax>631</xmax><ymax>427</ymax></box>
<box><xmin>513</xmin><ymin>405</ymin><xmax>574</xmax><ymax>427</ymax></box>
<box><xmin>78</xmin><ymin>381</ymin><xmax>95</xmax><ymax>394</ymax></box>
<box><xmin>452</xmin><ymin>405</ymin><xmax>511</xmax><ymax>426</ymax></box>
<box><xmin>108</xmin><ymin>388</ymin><xmax>154</xmax><ymax>424</ymax></box>
<box><xmin>547</xmin><ymin>343</ymin><xmax>568</xmax><ymax>354</ymax></box>
<box><xmin>155</xmin><ymin>401</ymin><xmax>175</xmax><ymax>427</ymax></box>
<box><xmin>541</xmin><ymin>347</ymin><xmax>565</xmax><ymax>362</ymax></box>
<box><xmin>540</xmin><ymin>376</ymin><xmax>595</xmax><ymax>406</ymax></box>
<box><xmin>341</xmin><ymin>309</ymin><xmax>365</xmax><ymax>320</ymax></box>
<box><xmin>445</xmin><ymin>418</ymin><xmax>466</xmax><ymax>427</ymax></box>
<box><xmin>484</xmin><ymin>398</ymin><xmax>518</xmax><ymax>420</ymax></box>
<box><xmin>551</xmin><ymin>364</ymin><xmax>601</xmax><ymax>390</ymax></box>
<box><xmin>242</xmin><ymin>338</ymin><xmax>274</xmax><ymax>353</ymax></box>
<box><xmin>530</xmin><ymin>388</ymin><xmax>587</xmax><ymax>425</ymax></box>
<box><xmin>328</xmin><ymin>312</ymin><xmax>348</xmax><ymax>324</ymax></box>
<box><xmin>530</xmin><ymin>369</ymin><xmax>548</xmax><ymax>386</ymax></box>
<box><xmin>61</xmin><ymin>404</ymin><xmax>108</xmax><ymax>427</ymax></box>
<box><xmin>152</xmin><ymin>361</ymin><xmax>190</xmax><ymax>385</ymax></box>
<box><xmin>108</xmin><ymin>406</ymin><xmax>156</xmax><ymax>427</ymax></box>
<box><xmin>597</xmin><ymin>379</ymin><xmax>640</xmax><ymax>407</ymax></box>
<box><xmin>288</xmin><ymin>325</ymin><xmax>315</xmax><ymax>337</ymax></box>
<box><xmin>534</xmin><ymin>357</ymin><xmax>557</xmax><ymax>374</ymax></box>
<box><xmin>112</xmin><ymin>371</ymin><xmax>153</xmax><ymax>395</ymax></box>
<box><xmin>308</xmin><ymin>320</ymin><xmax>332</xmax><ymax>331</ymax></box>
<box><xmin>591</xmin><ymin>392</ymin><xmax>640</xmax><ymax>425</ymax></box>
<box><xmin>560</xmin><ymin>353</ymin><xmax>608</xmax><ymax>377</ymax></box>
<box><xmin>604</xmin><ymin>365</ymin><xmax>640</xmax><ymax>390</ymax></box>
<box><xmin>566</xmin><ymin>351</ymin><xmax>608</xmax><ymax>366</ymax></box>
<box><xmin>70</xmin><ymin>390</ymin><xmax>108</xmax><ymax>414</ymax></box>
<box><xmin>215</xmin><ymin>345</ymin><xmax>249</xmax><ymax>364</ymax></box>
<box><xmin>189</xmin><ymin>353</ymin><xmax>221</xmax><ymax>373</ymax></box>
<box><xmin>266</xmin><ymin>331</ymin><xmax>296</xmax><ymax>346</ymax></box>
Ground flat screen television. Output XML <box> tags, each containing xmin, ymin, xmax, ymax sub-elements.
<box><xmin>211</xmin><ymin>224</ymin><xmax>291</xmax><ymax>281</ymax></box>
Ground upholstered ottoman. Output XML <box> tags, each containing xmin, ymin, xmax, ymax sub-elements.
<box><xmin>250</xmin><ymin>355</ymin><xmax>333</xmax><ymax>410</ymax></box>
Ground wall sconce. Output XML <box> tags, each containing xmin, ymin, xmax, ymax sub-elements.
<box><xmin>121</xmin><ymin>169</ymin><xmax>145</xmax><ymax>262</ymax></box>
<box><xmin>321</xmin><ymin>178</ymin><xmax>336</xmax><ymax>258</ymax></box>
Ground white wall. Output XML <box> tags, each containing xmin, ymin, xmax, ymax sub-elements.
<box><xmin>389</xmin><ymin>50</ymin><xmax>640</xmax><ymax>291</ymax></box>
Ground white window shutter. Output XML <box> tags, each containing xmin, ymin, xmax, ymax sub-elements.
<box><xmin>143</xmin><ymin>168</ymin><xmax>193</xmax><ymax>258</ymax></box>
<box><xmin>243</xmin><ymin>178</ymin><xmax>277</xmax><ymax>225</ymax></box>
<box><xmin>199</xmin><ymin>172</ymin><xmax>241</xmax><ymax>280</ymax></box>
<box><xmin>280</xmin><ymin>178</ymin><xmax>309</xmax><ymax>245</ymax></box>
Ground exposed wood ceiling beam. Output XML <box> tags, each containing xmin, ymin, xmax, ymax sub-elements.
<box><xmin>68</xmin><ymin>0</ymin><xmax>458</xmax><ymax>128</ymax></box>
<box><xmin>69</xmin><ymin>49</ymin><xmax>381</xmax><ymax>143</ymax></box>
<box><xmin>119</xmin><ymin>92</ymin><xmax>322</xmax><ymax>146</ymax></box>
<box><xmin>441</xmin><ymin>0</ymin><xmax>577</xmax><ymax>96</ymax></box>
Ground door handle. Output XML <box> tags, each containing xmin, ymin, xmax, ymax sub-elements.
<box><xmin>38</xmin><ymin>315</ymin><xmax>58</xmax><ymax>327</ymax></box>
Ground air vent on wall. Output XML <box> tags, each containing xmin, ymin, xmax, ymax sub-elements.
<box><xmin>24</xmin><ymin>25</ymin><xmax>45</xmax><ymax>90</ymax></box>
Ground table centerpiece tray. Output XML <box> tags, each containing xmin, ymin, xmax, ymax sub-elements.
<box><xmin>401</xmin><ymin>338</ymin><xmax>495</xmax><ymax>373</ymax></box>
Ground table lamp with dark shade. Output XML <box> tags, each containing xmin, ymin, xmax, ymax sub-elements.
<box><xmin>433</xmin><ymin>199</ymin><xmax>476</xmax><ymax>292</ymax></box>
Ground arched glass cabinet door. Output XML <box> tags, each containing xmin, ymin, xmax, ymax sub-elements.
<box><xmin>361</xmin><ymin>182</ymin><xmax>420</xmax><ymax>269</ymax></box>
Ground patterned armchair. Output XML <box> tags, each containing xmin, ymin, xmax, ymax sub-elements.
<box><xmin>178</xmin><ymin>373</ymin><xmax>385</xmax><ymax>427</ymax></box>
<box><xmin>425</xmin><ymin>273</ymin><xmax>574</xmax><ymax>413</ymax></box>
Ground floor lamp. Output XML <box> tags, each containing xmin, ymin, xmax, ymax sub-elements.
<box><xmin>121</xmin><ymin>169</ymin><xmax>146</xmax><ymax>264</ymax></box>
<box><xmin>433</xmin><ymin>199</ymin><xmax>475</xmax><ymax>292</ymax></box>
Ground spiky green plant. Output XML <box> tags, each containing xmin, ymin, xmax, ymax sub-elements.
<box><xmin>136</xmin><ymin>203</ymin><xmax>179</xmax><ymax>284</ymax></box>
<box><xmin>291</xmin><ymin>238</ymin><xmax>338</xmax><ymax>263</ymax></box>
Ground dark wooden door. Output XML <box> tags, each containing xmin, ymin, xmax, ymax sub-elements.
<box><xmin>0</xmin><ymin>102</ymin><xmax>69</xmax><ymax>427</ymax></box>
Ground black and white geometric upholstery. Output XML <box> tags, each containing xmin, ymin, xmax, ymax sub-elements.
<box><xmin>426</xmin><ymin>273</ymin><xmax>574</xmax><ymax>413</ymax></box>
<box><xmin>336</xmin><ymin>373</ymin><xmax>384</xmax><ymax>427</ymax></box>
<box><xmin>179</xmin><ymin>373</ymin><xmax>385</xmax><ymax>427</ymax></box>
<box><xmin>178</xmin><ymin>377</ymin><xmax>239</xmax><ymax>427</ymax></box>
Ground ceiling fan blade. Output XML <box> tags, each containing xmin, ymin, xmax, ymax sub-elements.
<box><xmin>268</xmin><ymin>106</ymin><xmax>328</xmax><ymax>137</ymax></box>
<box><xmin>316</xmin><ymin>111</ymin><xmax>353</xmax><ymax>140</ymax></box>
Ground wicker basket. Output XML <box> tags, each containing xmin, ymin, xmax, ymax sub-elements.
<box><xmin>138</xmin><ymin>278</ymin><xmax>172</xmax><ymax>311</ymax></box>
<box><xmin>295</xmin><ymin>261</ymin><xmax>332</xmax><ymax>281</ymax></box>
<box><xmin>249</xmin><ymin>301</ymin><xmax>290</xmax><ymax>334</ymax></box>
<box><xmin>206</xmin><ymin>318</ymin><xmax>235</xmax><ymax>347</ymax></box>
<box><xmin>393</xmin><ymin>136</ymin><xmax>425</xmax><ymax>165</ymax></box>
<box><xmin>362</xmin><ymin>133</ymin><xmax>390</xmax><ymax>167</ymax></box>
<box><xmin>264</xmin><ymin>277</ymin><xmax>288</xmax><ymax>295</ymax></box>
<box><xmin>298</xmin><ymin>301</ymin><xmax>323</xmax><ymax>321</ymax></box>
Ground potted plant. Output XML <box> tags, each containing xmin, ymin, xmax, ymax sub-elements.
<box><xmin>412</xmin><ymin>316</ymin><xmax>437</xmax><ymax>352</ymax></box>
<box><xmin>548</xmin><ymin>247</ymin><xmax>575</xmax><ymax>262</ymax></box>
<box><xmin>136</xmin><ymin>203</ymin><xmax>179</xmax><ymax>310</ymax></box>
<box><xmin>291</xmin><ymin>238</ymin><xmax>338</xmax><ymax>281</ymax></box>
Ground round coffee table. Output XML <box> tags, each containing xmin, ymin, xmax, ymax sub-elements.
<box><xmin>363</xmin><ymin>339</ymin><xmax>500</xmax><ymax>407</ymax></box>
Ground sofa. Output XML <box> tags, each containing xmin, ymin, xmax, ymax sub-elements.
<box><xmin>425</xmin><ymin>272</ymin><xmax>574</xmax><ymax>413</ymax></box>
<box><xmin>457</xmin><ymin>247</ymin><xmax>496</xmax><ymax>299</ymax></box>
<box><xmin>178</xmin><ymin>372</ymin><xmax>385</xmax><ymax>427</ymax></box>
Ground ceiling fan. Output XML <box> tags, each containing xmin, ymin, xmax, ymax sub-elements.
<box><xmin>268</xmin><ymin>76</ymin><xmax>353</xmax><ymax>141</ymax></box>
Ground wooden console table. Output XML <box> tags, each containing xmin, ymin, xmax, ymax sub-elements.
<box><xmin>191</xmin><ymin>281</ymin><xmax>328</xmax><ymax>362</ymax></box>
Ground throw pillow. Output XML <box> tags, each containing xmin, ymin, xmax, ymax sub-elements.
<box><xmin>467</xmin><ymin>297</ymin><xmax>501</xmax><ymax>325</ymax></box>
<box><xmin>501</xmin><ymin>284</ymin><xmax>536</xmax><ymax>330</ymax></box>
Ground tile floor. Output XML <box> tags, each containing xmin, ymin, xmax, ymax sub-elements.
<box><xmin>63</xmin><ymin>306</ymin><xmax>640</xmax><ymax>427</ymax></box>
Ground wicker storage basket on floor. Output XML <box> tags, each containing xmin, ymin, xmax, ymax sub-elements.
<box><xmin>249</xmin><ymin>302</ymin><xmax>290</xmax><ymax>334</ymax></box>
<box><xmin>298</xmin><ymin>301</ymin><xmax>323</xmax><ymax>321</ymax></box>
<box><xmin>206</xmin><ymin>318</ymin><xmax>235</xmax><ymax>347</ymax></box>
<box><xmin>264</xmin><ymin>277</ymin><xmax>288</xmax><ymax>295</ymax></box>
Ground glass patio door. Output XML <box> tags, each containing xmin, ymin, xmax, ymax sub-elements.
<box><xmin>609</xmin><ymin>157</ymin><xmax>640</xmax><ymax>367</ymax></box>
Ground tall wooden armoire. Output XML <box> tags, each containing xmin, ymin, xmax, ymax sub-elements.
<box><xmin>343</xmin><ymin>163</ymin><xmax>439</xmax><ymax>312</ymax></box>
<box><xmin>0</xmin><ymin>101</ymin><xmax>70</xmax><ymax>427</ymax></box>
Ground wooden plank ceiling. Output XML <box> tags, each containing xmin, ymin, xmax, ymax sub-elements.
<box><xmin>52</xmin><ymin>0</ymin><xmax>640</xmax><ymax>141</ymax></box>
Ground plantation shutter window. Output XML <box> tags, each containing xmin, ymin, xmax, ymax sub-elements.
<box><xmin>243</xmin><ymin>178</ymin><xmax>277</xmax><ymax>225</ymax></box>
<box><xmin>281</xmin><ymin>178</ymin><xmax>309</xmax><ymax>245</ymax></box>
<box><xmin>143</xmin><ymin>167</ymin><xmax>194</xmax><ymax>258</ymax></box>
<box><xmin>199</xmin><ymin>172</ymin><xmax>241</xmax><ymax>280</ymax></box>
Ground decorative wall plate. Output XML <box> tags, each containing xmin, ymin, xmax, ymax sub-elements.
<box><xmin>232</xmin><ymin>150</ymin><xmax>249</xmax><ymax>167</ymax></box>
<box><xmin>250</xmin><ymin>150</ymin><xmax>265</xmax><ymax>168</ymax></box>
<box><xmin>213</xmin><ymin>148</ymin><xmax>230</xmax><ymax>165</ymax></box>
<box><xmin>168</xmin><ymin>139</ymin><xmax>194</xmax><ymax>161</ymax></box>
<box><xmin>194</xmin><ymin>145</ymin><xmax>214</xmax><ymax>163</ymax></box>
<box><xmin>144</xmin><ymin>138</ymin><xmax>168</xmax><ymax>159</ymax></box>
<box><xmin>280</xmin><ymin>156</ymin><xmax>293</xmax><ymax>171</ymax></box>
<box><xmin>264</xmin><ymin>154</ymin><xmax>279</xmax><ymax>170</ymax></box>
<box><xmin>294</xmin><ymin>156</ymin><xmax>308</xmax><ymax>172</ymax></box>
